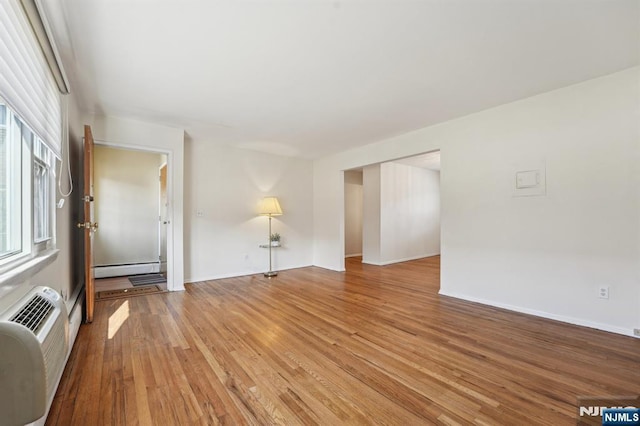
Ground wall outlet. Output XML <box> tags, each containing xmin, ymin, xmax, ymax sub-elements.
<box><xmin>634</xmin><ymin>329</ymin><xmax>640</xmax><ymax>337</ymax></box>
<box><xmin>598</xmin><ymin>286</ymin><xmax>609</xmax><ymax>299</ymax></box>
<box><xmin>196</xmin><ymin>210</ymin><xmax>204</xmax><ymax>217</ymax></box>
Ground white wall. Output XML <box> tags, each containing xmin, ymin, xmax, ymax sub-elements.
<box><xmin>90</xmin><ymin>115</ymin><xmax>185</xmax><ymax>291</ymax></box>
<box><xmin>344</xmin><ymin>170</ymin><xmax>363</xmax><ymax>257</ymax></box>
<box><xmin>313</xmin><ymin>67</ymin><xmax>640</xmax><ymax>336</ymax></box>
<box><xmin>93</xmin><ymin>146</ymin><xmax>162</xmax><ymax>267</ymax></box>
<box><xmin>379</xmin><ymin>162</ymin><xmax>440</xmax><ymax>264</ymax></box>
<box><xmin>184</xmin><ymin>139</ymin><xmax>314</xmax><ymax>282</ymax></box>
<box><xmin>362</xmin><ymin>164</ymin><xmax>381</xmax><ymax>264</ymax></box>
<box><xmin>361</xmin><ymin>162</ymin><xmax>440</xmax><ymax>265</ymax></box>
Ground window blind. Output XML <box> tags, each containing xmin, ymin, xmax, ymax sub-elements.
<box><xmin>0</xmin><ymin>0</ymin><xmax>61</xmax><ymax>158</ymax></box>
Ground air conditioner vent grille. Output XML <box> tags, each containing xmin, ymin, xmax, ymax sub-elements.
<box><xmin>9</xmin><ymin>294</ymin><xmax>54</xmax><ymax>333</ymax></box>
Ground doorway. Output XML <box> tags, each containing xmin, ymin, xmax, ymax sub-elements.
<box><xmin>343</xmin><ymin>151</ymin><xmax>441</xmax><ymax>283</ymax></box>
<box><xmin>344</xmin><ymin>169</ymin><xmax>364</xmax><ymax>261</ymax></box>
<box><xmin>92</xmin><ymin>145</ymin><xmax>168</xmax><ymax>294</ymax></box>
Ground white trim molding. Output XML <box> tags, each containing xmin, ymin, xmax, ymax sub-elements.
<box><xmin>438</xmin><ymin>289</ymin><xmax>636</xmax><ymax>338</ymax></box>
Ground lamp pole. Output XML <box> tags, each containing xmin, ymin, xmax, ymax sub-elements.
<box><xmin>265</xmin><ymin>214</ymin><xmax>277</xmax><ymax>277</ymax></box>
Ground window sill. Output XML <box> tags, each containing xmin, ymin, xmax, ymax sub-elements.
<box><xmin>0</xmin><ymin>249</ymin><xmax>59</xmax><ymax>287</ymax></box>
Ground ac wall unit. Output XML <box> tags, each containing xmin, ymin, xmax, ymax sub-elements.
<box><xmin>0</xmin><ymin>286</ymin><xmax>69</xmax><ymax>426</ymax></box>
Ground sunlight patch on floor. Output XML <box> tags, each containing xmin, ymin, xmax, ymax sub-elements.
<box><xmin>108</xmin><ymin>300</ymin><xmax>130</xmax><ymax>339</ymax></box>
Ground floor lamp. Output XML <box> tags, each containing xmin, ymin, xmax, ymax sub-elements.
<box><xmin>259</xmin><ymin>197</ymin><xmax>283</xmax><ymax>277</ymax></box>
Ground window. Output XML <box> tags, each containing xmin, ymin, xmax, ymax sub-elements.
<box><xmin>0</xmin><ymin>104</ymin><xmax>22</xmax><ymax>260</ymax></box>
<box><xmin>0</xmin><ymin>98</ymin><xmax>56</xmax><ymax>268</ymax></box>
<box><xmin>33</xmin><ymin>138</ymin><xmax>53</xmax><ymax>243</ymax></box>
<box><xmin>0</xmin><ymin>0</ymin><xmax>64</xmax><ymax>280</ymax></box>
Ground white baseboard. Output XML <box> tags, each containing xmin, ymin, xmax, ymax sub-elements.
<box><xmin>95</xmin><ymin>263</ymin><xmax>159</xmax><ymax>278</ymax></box>
<box><xmin>67</xmin><ymin>299</ymin><xmax>83</xmax><ymax>355</ymax></box>
<box><xmin>363</xmin><ymin>252</ymin><xmax>440</xmax><ymax>266</ymax></box>
<box><xmin>345</xmin><ymin>253</ymin><xmax>362</xmax><ymax>258</ymax></box>
<box><xmin>438</xmin><ymin>289</ymin><xmax>637</xmax><ymax>338</ymax></box>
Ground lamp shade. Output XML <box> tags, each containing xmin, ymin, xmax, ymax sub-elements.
<box><xmin>258</xmin><ymin>197</ymin><xmax>283</xmax><ymax>216</ymax></box>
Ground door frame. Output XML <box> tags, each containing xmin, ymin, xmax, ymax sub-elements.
<box><xmin>93</xmin><ymin>140</ymin><xmax>178</xmax><ymax>291</ymax></box>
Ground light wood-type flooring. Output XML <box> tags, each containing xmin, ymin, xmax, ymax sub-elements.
<box><xmin>46</xmin><ymin>256</ymin><xmax>639</xmax><ymax>425</ymax></box>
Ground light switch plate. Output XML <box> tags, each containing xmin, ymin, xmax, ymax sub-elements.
<box><xmin>516</xmin><ymin>170</ymin><xmax>539</xmax><ymax>188</ymax></box>
<box><xmin>513</xmin><ymin>162</ymin><xmax>546</xmax><ymax>197</ymax></box>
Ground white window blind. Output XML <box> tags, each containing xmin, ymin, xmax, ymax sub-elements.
<box><xmin>0</xmin><ymin>0</ymin><xmax>61</xmax><ymax>158</ymax></box>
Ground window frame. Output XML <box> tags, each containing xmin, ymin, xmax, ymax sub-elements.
<box><xmin>0</xmin><ymin>99</ymin><xmax>57</xmax><ymax>273</ymax></box>
<box><xmin>0</xmin><ymin>107</ymin><xmax>24</xmax><ymax>262</ymax></box>
<box><xmin>33</xmin><ymin>137</ymin><xmax>55</xmax><ymax>247</ymax></box>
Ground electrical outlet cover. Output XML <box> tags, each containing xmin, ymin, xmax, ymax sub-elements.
<box><xmin>598</xmin><ymin>286</ymin><xmax>609</xmax><ymax>299</ymax></box>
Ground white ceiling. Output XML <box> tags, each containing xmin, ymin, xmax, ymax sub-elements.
<box><xmin>44</xmin><ymin>0</ymin><xmax>639</xmax><ymax>159</ymax></box>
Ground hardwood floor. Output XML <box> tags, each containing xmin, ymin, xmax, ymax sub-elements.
<box><xmin>47</xmin><ymin>256</ymin><xmax>639</xmax><ymax>425</ymax></box>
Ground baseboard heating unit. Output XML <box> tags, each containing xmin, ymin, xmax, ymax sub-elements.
<box><xmin>0</xmin><ymin>286</ymin><xmax>69</xmax><ymax>426</ymax></box>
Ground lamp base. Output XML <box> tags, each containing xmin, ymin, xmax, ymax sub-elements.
<box><xmin>264</xmin><ymin>271</ymin><xmax>278</xmax><ymax>278</ymax></box>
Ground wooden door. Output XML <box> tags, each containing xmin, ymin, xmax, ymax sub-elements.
<box><xmin>159</xmin><ymin>163</ymin><xmax>168</xmax><ymax>275</ymax></box>
<box><xmin>80</xmin><ymin>125</ymin><xmax>97</xmax><ymax>323</ymax></box>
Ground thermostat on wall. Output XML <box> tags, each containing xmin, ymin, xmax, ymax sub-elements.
<box><xmin>513</xmin><ymin>162</ymin><xmax>546</xmax><ymax>197</ymax></box>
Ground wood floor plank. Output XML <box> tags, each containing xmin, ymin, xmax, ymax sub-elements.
<box><xmin>47</xmin><ymin>256</ymin><xmax>640</xmax><ymax>425</ymax></box>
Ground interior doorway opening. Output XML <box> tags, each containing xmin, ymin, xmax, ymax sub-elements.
<box><xmin>92</xmin><ymin>144</ymin><xmax>169</xmax><ymax>294</ymax></box>
<box><xmin>342</xmin><ymin>150</ymin><xmax>441</xmax><ymax>289</ymax></box>
<box><xmin>344</xmin><ymin>169</ymin><xmax>364</xmax><ymax>261</ymax></box>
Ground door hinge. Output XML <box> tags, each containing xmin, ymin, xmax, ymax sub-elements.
<box><xmin>82</xmin><ymin>195</ymin><xmax>94</xmax><ymax>203</ymax></box>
